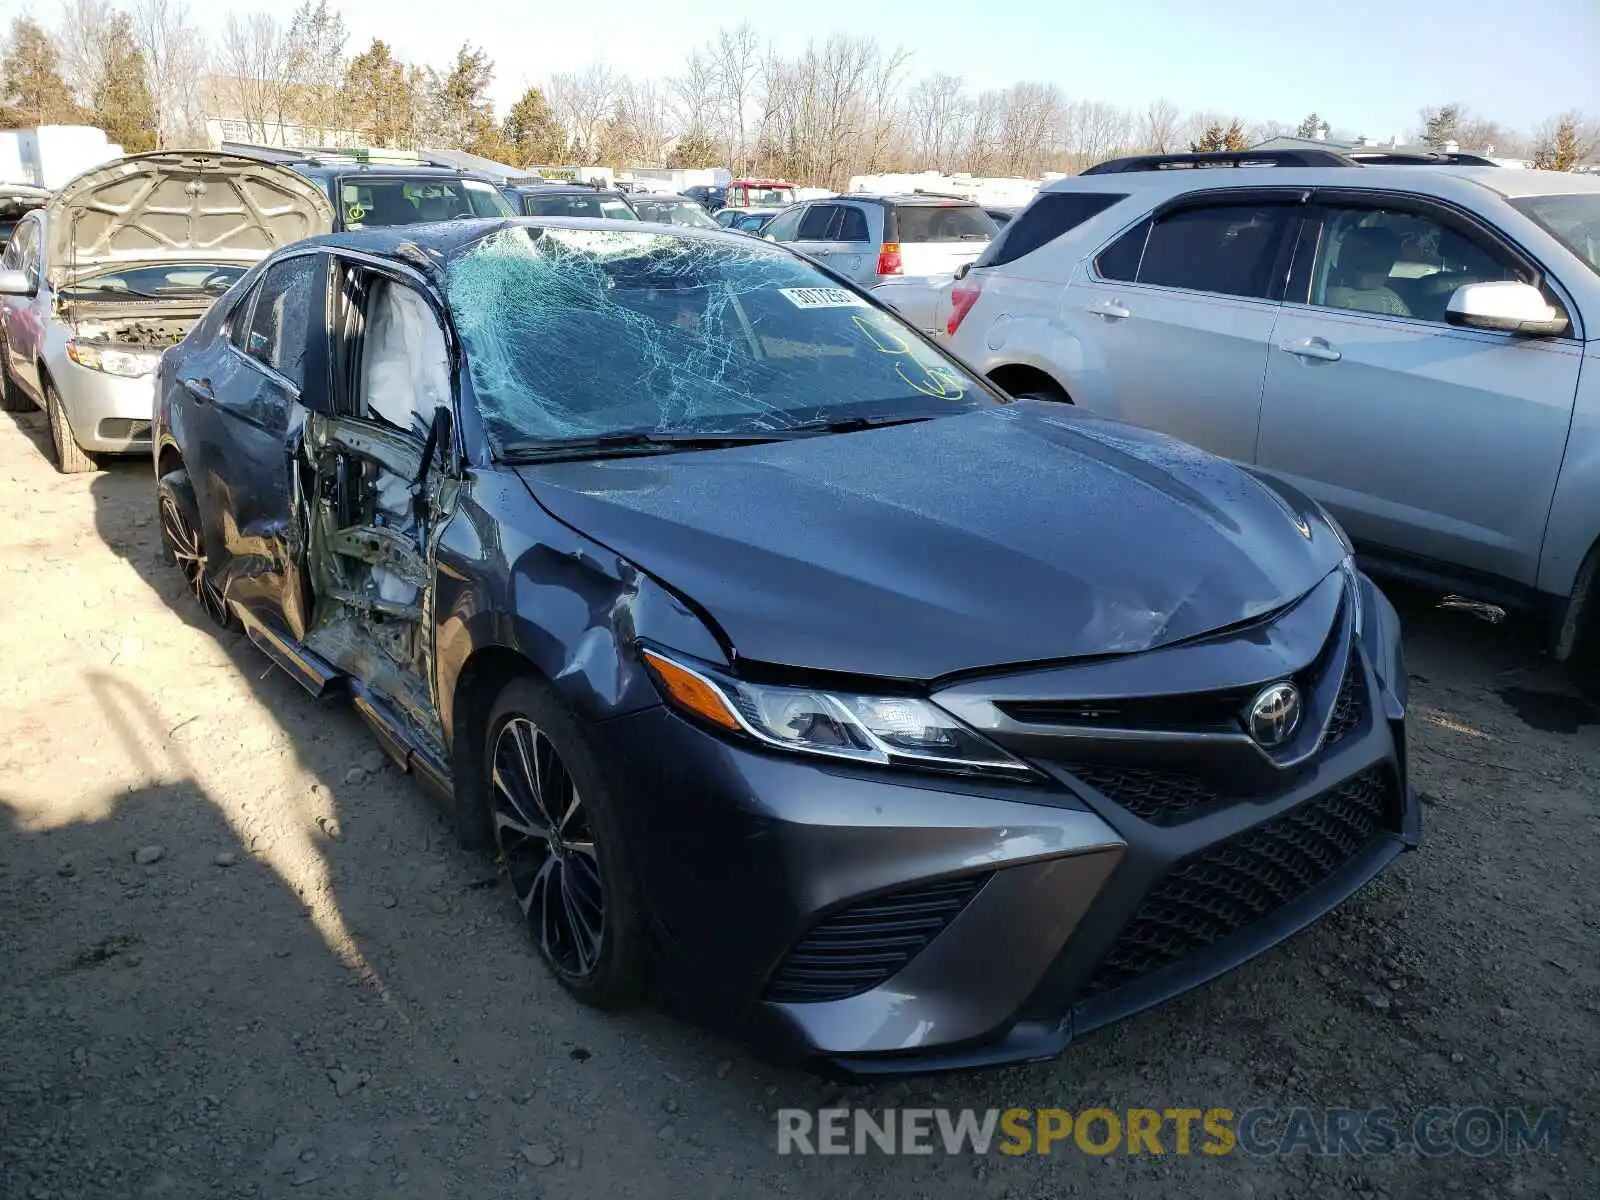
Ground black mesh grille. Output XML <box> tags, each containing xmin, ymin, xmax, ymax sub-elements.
<box><xmin>1079</xmin><ymin>766</ymin><xmax>1393</xmax><ymax>999</ymax></box>
<box><xmin>1324</xmin><ymin>655</ymin><xmax>1366</xmax><ymax>746</ymax></box>
<box><xmin>1063</xmin><ymin>762</ymin><xmax>1228</xmax><ymax>825</ymax></box>
<box><xmin>765</xmin><ymin>874</ymin><xmax>991</xmax><ymax>1004</ymax></box>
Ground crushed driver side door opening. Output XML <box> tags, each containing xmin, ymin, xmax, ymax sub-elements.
<box><xmin>301</xmin><ymin>258</ymin><xmax>457</xmax><ymax>754</ymax></box>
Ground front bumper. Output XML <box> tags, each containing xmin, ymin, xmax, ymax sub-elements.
<box><xmin>604</xmin><ymin>569</ymin><xmax>1416</xmax><ymax>1075</ymax></box>
<box><xmin>48</xmin><ymin>353</ymin><xmax>155</xmax><ymax>453</ymax></box>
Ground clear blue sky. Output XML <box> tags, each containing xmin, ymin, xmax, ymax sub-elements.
<box><xmin>225</xmin><ymin>0</ymin><xmax>1597</xmax><ymax>136</ymax></box>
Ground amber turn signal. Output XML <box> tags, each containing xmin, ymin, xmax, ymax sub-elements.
<box><xmin>640</xmin><ymin>649</ymin><xmax>743</xmax><ymax>732</ymax></box>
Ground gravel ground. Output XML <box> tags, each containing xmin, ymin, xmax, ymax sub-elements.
<box><xmin>1</xmin><ymin>407</ymin><xmax>1597</xmax><ymax>1200</ymax></box>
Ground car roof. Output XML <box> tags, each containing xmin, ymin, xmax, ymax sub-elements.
<box><xmin>631</xmin><ymin>193</ymin><xmax>695</xmax><ymax>202</ymax></box>
<box><xmin>834</xmin><ymin>193</ymin><xmax>983</xmax><ymax>207</ymax></box>
<box><xmin>510</xmin><ymin>184</ymin><xmax>627</xmax><ymax>197</ymax></box>
<box><xmin>295</xmin><ymin>162</ymin><xmax>498</xmax><ymax>183</ymax></box>
<box><xmin>1041</xmin><ymin>163</ymin><xmax>1600</xmax><ymax>205</ymax></box>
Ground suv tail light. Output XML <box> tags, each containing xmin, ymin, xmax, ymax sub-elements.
<box><xmin>876</xmin><ymin>243</ymin><xmax>902</xmax><ymax>276</ymax></box>
<box><xmin>947</xmin><ymin>272</ymin><xmax>985</xmax><ymax>335</ymax></box>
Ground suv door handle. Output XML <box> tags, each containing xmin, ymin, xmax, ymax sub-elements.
<box><xmin>182</xmin><ymin>377</ymin><xmax>215</xmax><ymax>403</ymax></box>
<box><xmin>1088</xmin><ymin>299</ymin><xmax>1130</xmax><ymax>319</ymax></box>
<box><xmin>1280</xmin><ymin>337</ymin><xmax>1341</xmax><ymax>362</ymax></box>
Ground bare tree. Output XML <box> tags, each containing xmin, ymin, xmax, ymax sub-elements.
<box><xmin>284</xmin><ymin>0</ymin><xmax>348</xmax><ymax>142</ymax></box>
<box><xmin>1139</xmin><ymin>98</ymin><xmax>1181</xmax><ymax>152</ymax></box>
<box><xmin>670</xmin><ymin>50</ymin><xmax>717</xmax><ymax>147</ymax></box>
<box><xmin>56</xmin><ymin>0</ymin><xmax>117</xmax><ymax>108</ymax></box>
<box><xmin>710</xmin><ymin>24</ymin><xmax>761</xmax><ymax>172</ymax></box>
<box><xmin>906</xmin><ymin>72</ymin><xmax>970</xmax><ymax>169</ymax></box>
<box><xmin>605</xmin><ymin>77</ymin><xmax>674</xmax><ymax>166</ymax></box>
<box><xmin>549</xmin><ymin>62</ymin><xmax>619</xmax><ymax>161</ymax></box>
<box><xmin>218</xmin><ymin>11</ymin><xmax>292</xmax><ymax>144</ymax></box>
<box><xmin>133</xmin><ymin>0</ymin><xmax>208</xmax><ymax>146</ymax></box>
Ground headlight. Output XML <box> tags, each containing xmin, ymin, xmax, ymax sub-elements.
<box><xmin>640</xmin><ymin>647</ymin><xmax>1037</xmax><ymax>779</ymax></box>
<box><xmin>66</xmin><ymin>341</ymin><xmax>161</xmax><ymax>378</ymax></box>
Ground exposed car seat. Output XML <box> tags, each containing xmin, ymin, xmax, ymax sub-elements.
<box><xmin>1325</xmin><ymin>226</ymin><xmax>1411</xmax><ymax>317</ymax></box>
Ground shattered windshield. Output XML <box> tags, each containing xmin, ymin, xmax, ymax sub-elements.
<box><xmin>445</xmin><ymin>226</ymin><xmax>990</xmax><ymax>454</ymax></box>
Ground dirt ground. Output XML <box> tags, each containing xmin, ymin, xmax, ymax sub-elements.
<box><xmin>1</xmin><ymin>407</ymin><xmax>1596</xmax><ymax>1200</ymax></box>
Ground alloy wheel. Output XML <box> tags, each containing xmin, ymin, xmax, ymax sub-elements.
<box><xmin>492</xmin><ymin>715</ymin><xmax>606</xmax><ymax>979</ymax></box>
<box><xmin>158</xmin><ymin>491</ymin><xmax>230</xmax><ymax>627</ymax></box>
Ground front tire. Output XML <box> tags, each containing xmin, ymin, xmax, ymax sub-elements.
<box><xmin>44</xmin><ymin>380</ymin><xmax>96</xmax><ymax>473</ymax></box>
<box><xmin>157</xmin><ymin>468</ymin><xmax>237</xmax><ymax>630</ymax></box>
<box><xmin>485</xmin><ymin>676</ymin><xmax>648</xmax><ymax>1010</ymax></box>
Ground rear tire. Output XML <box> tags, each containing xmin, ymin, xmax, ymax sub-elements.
<box><xmin>44</xmin><ymin>380</ymin><xmax>96</xmax><ymax>473</ymax></box>
<box><xmin>0</xmin><ymin>336</ymin><xmax>32</xmax><ymax>412</ymax></box>
<box><xmin>157</xmin><ymin>468</ymin><xmax>238</xmax><ymax>630</ymax></box>
<box><xmin>484</xmin><ymin>675</ymin><xmax>649</xmax><ymax>1011</ymax></box>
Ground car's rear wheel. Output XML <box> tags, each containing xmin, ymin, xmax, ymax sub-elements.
<box><xmin>485</xmin><ymin>676</ymin><xmax>648</xmax><ymax>1010</ymax></box>
<box><xmin>0</xmin><ymin>335</ymin><xmax>32</xmax><ymax>413</ymax></box>
<box><xmin>157</xmin><ymin>468</ymin><xmax>237</xmax><ymax>630</ymax></box>
<box><xmin>44</xmin><ymin>380</ymin><xmax>96</xmax><ymax>473</ymax></box>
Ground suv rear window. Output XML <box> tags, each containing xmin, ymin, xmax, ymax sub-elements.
<box><xmin>1097</xmin><ymin>203</ymin><xmax>1295</xmax><ymax>300</ymax></box>
<box><xmin>890</xmin><ymin>204</ymin><xmax>996</xmax><ymax>244</ymax></box>
<box><xmin>976</xmin><ymin>192</ymin><xmax>1126</xmax><ymax>267</ymax></box>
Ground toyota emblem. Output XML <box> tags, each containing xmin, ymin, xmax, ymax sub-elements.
<box><xmin>1247</xmin><ymin>681</ymin><xmax>1302</xmax><ymax>747</ymax></box>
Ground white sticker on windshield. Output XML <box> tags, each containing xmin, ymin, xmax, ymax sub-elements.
<box><xmin>779</xmin><ymin>287</ymin><xmax>869</xmax><ymax>310</ymax></box>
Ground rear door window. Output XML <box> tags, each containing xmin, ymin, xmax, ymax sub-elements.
<box><xmin>836</xmin><ymin>206</ymin><xmax>870</xmax><ymax>242</ymax></box>
<box><xmin>893</xmin><ymin>204</ymin><xmax>997</xmax><ymax>244</ymax></box>
<box><xmin>979</xmin><ymin>192</ymin><xmax>1126</xmax><ymax>267</ymax></box>
<box><xmin>1130</xmin><ymin>203</ymin><xmax>1296</xmax><ymax>300</ymax></box>
<box><xmin>797</xmin><ymin>205</ymin><xmax>839</xmax><ymax>240</ymax></box>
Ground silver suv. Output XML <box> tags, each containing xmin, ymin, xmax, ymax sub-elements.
<box><xmin>763</xmin><ymin>194</ymin><xmax>997</xmax><ymax>284</ymax></box>
<box><xmin>934</xmin><ymin>149</ymin><xmax>1600</xmax><ymax>659</ymax></box>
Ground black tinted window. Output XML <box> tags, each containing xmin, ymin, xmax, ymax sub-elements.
<box><xmin>1136</xmin><ymin>204</ymin><xmax>1293</xmax><ymax>299</ymax></box>
<box><xmin>797</xmin><ymin>205</ymin><xmax>837</xmax><ymax>240</ymax></box>
<box><xmin>892</xmin><ymin>204</ymin><xmax>996</xmax><ymax>244</ymax></box>
<box><xmin>980</xmin><ymin>193</ymin><xmax>1126</xmax><ymax>267</ymax></box>
<box><xmin>837</xmin><ymin>206</ymin><xmax>870</xmax><ymax>242</ymax></box>
<box><xmin>245</xmin><ymin>256</ymin><xmax>320</xmax><ymax>389</ymax></box>
<box><xmin>1096</xmin><ymin>218</ymin><xmax>1150</xmax><ymax>281</ymax></box>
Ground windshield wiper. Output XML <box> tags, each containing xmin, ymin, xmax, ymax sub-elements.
<box><xmin>500</xmin><ymin>430</ymin><xmax>787</xmax><ymax>462</ymax></box>
<box><xmin>779</xmin><ymin>414</ymin><xmax>939</xmax><ymax>436</ymax></box>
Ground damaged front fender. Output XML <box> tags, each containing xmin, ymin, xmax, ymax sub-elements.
<box><xmin>433</xmin><ymin>469</ymin><xmax>727</xmax><ymax>752</ymax></box>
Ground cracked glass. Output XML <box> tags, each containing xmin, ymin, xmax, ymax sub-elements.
<box><xmin>444</xmin><ymin>226</ymin><xmax>990</xmax><ymax>453</ymax></box>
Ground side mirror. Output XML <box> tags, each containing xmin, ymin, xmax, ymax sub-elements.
<box><xmin>1446</xmin><ymin>281</ymin><xmax>1569</xmax><ymax>337</ymax></box>
<box><xmin>0</xmin><ymin>267</ymin><xmax>36</xmax><ymax>297</ymax></box>
<box><xmin>954</xmin><ymin>262</ymin><xmax>972</xmax><ymax>281</ymax></box>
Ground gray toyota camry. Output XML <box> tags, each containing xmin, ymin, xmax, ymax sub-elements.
<box><xmin>152</xmin><ymin>219</ymin><xmax>1418</xmax><ymax>1075</ymax></box>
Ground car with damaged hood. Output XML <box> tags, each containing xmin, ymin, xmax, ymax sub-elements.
<box><xmin>151</xmin><ymin>217</ymin><xmax>1419</xmax><ymax>1074</ymax></box>
<box><xmin>0</xmin><ymin>151</ymin><xmax>334</xmax><ymax>472</ymax></box>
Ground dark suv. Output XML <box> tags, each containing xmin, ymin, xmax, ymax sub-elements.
<box><xmin>286</xmin><ymin>160</ymin><xmax>514</xmax><ymax>231</ymax></box>
<box><xmin>504</xmin><ymin>184</ymin><xmax>639</xmax><ymax>221</ymax></box>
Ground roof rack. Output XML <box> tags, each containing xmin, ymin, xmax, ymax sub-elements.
<box><xmin>1081</xmin><ymin>147</ymin><xmax>1502</xmax><ymax>175</ymax></box>
<box><xmin>1081</xmin><ymin>149</ymin><xmax>1360</xmax><ymax>174</ymax></box>
<box><xmin>1345</xmin><ymin>150</ymin><xmax>1499</xmax><ymax>166</ymax></box>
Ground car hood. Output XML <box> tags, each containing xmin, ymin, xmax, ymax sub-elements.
<box><xmin>516</xmin><ymin>403</ymin><xmax>1347</xmax><ymax>681</ymax></box>
<box><xmin>46</xmin><ymin>151</ymin><xmax>336</xmax><ymax>288</ymax></box>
